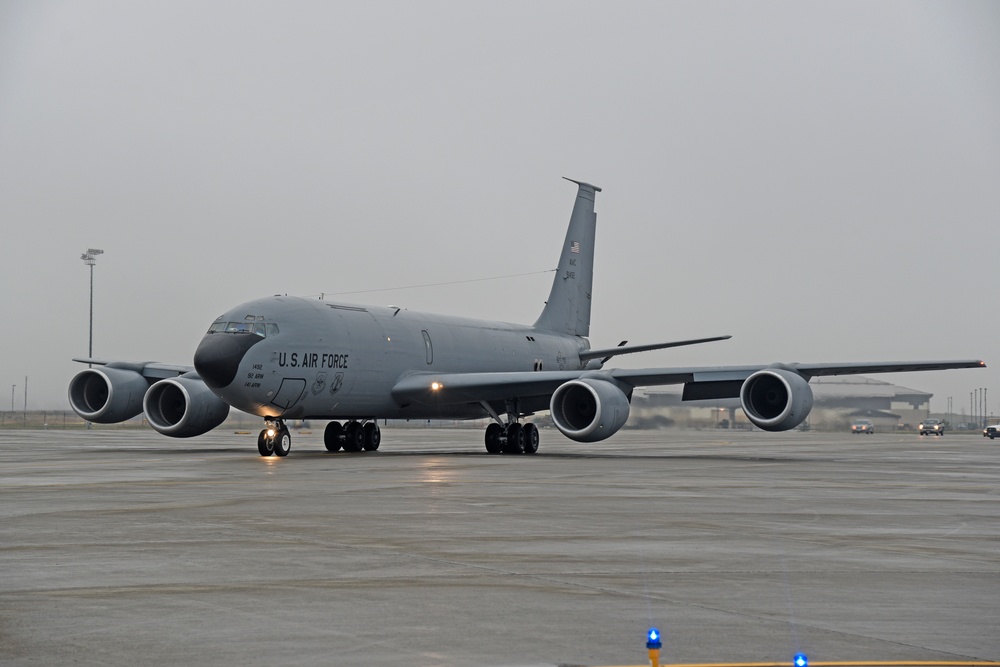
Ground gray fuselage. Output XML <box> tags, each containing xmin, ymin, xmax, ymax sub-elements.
<box><xmin>204</xmin><ymin>295</ymin><xmax>590</xmax><ymax>421</ymax></box>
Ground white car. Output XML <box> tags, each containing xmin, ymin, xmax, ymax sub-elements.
<box><xmin>919</xmin><ymin>419</ymin><xmax>945</xmax><ymax>436</ymax></box>
<box><xmin>851</xmin><ymin>419</ymin><xmax>874</xmax><ymax>434</ymax></box>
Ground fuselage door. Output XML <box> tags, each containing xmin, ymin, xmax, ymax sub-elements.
<box><xmin>271</xmin><ymin>378</ymin><xmax>307</xmax><ymax>411</ymax></box>
<box><xmin>421</xmin><ymin>330</ymin><xmax>433</xmax><ymax>365</ymax></box>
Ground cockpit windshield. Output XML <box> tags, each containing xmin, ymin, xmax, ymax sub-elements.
<box><xmin>207</xmin><ymin>318</ymin><xmax>279</xmax><ymax>337</ymax></box>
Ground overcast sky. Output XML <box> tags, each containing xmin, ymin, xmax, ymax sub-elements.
<box><xmin>1</xmin><ymin>1</ymin><xmax>997</xmax><ymax>417</ymax></box>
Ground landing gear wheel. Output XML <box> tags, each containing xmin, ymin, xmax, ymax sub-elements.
<box><xmin>273</xmin><ymin>426</ymin><xmax>291</xmax><ymax>457</ymax></box>
<box><xmin>522</xmin><ymin>423</ymin><xmax>539</xmax><ymax>454</ymax></box>
<box><xmin>363</xmin><ymin>422</ymin><xmax>381</xmax><ymax>451</ymax></box>
<box><xmin>344</xmin><ymin>421</ymin><xmax>365</xmax><ymax>452</ymax></box>
<box><xmin>257</xmin><ymin>429</ymin><xmax>274</xmax><ymax>457</ymax></box>
<box><xmin>503</xmin><ymin>423</ymin><xmax>526</xmax><ymax>455</ymax></box>
<box><xmin>485</xmin><ymin>423</ymin><xmax>503</xmax><ymax>454</ymax></box>
<box><xmin>324</xmin><ymin>421</ymin><xmax>343</xmax><ymax>452</ymax></box>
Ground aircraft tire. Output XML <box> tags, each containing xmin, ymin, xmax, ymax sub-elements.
<box><xmin>324</xmin><ymin>421</ymin><xmax>343</xmax><ymax>452</ymax></box>
<box><xmin>485</xmin><ymin>423</ymin><xmax>503</xmax><ymax>454</ymax></box>
<box><xmin>257</xmin><ymin>430</ymin><xmax>274</xmax><ymax>457</ymax></box>
<box><xmin>273</xmin><ymin>427</ymin><xmax>291</xmax><ymax>457</ymax></box>
<box><xmin>504</xmin><ymin>423</ymin><xmax>526</xmax><ymax>455</ymax></box>
<box><xmin>523</xmin><ymin>423</ymin><xmax>539</xmax><ymax>454</ymax></box>
<box><xmin>344</xmin><ymin>421</ymin><xmax>365</xmax><ymax>452</ymax></box>
<box><xmin>363</xmin><ymin>423</ymin><xmax>381</xmax><ymax>451</ymax></box>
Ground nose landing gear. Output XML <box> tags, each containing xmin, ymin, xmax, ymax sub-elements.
<box><xmin>258</xmin><ymin>419</ymin><xmax>290</xmax><ymax>457</ymax></box>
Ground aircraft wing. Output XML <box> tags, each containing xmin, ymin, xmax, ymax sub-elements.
<box><xmin>72</xmin><ymin>358</ymin><xmax>195</xmax><ymax>379</ymax></box>
<box><xmin>609</xmin><ymin>359</ymin><xmax>987</xmax><ymax>387</ymax></box>
<box><xmin>391</xmin><ymin>359</ymin><xmax>985</xmax><ymax>407</ymax></box>
<box><xmin>392</xmin><ymin>370</ymin><xmax>585</xmax><ymax>405</ymax></box>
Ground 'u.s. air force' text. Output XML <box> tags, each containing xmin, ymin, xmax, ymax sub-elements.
<box><xmin>277</xmin><ymin>352</ymin><xmax>348</xmax><ymax>369</ymax></box>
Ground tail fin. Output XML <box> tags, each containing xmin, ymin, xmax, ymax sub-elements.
<box><xmin>533</xmin><ymin>178</ymin><xmax>601</xmax><ymax>337</ymax></box>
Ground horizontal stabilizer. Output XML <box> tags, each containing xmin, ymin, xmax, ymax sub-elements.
<box><xmin>580</xmin><ymin>335</ymin><xmax>732</xmax><ymax>362</ymax></box>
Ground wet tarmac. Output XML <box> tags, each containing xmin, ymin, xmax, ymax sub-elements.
<box><xmin>1</xmin><ymin>427</ymin><xmax>997</xmax><ymax>666</ymax></box>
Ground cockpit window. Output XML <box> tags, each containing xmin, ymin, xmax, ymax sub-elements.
<box><xmin>225</xmin><ymin>322</ymin><xmax>255</xmax><ymax>334</ymax></box>
<box><xmin>206</xmin><ymin>320</ymin><xmax>277</xmax><ymax>337</ymax></box>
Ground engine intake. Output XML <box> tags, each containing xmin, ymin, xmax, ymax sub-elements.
<box><xmin>740</xmin><ymin>368</ymin><xmax>813</xmax><ymax>431</ymax></box>
<box><xmin>550</xmin><ymin>377</ymin><xmax>631</xmax><ymax>442</ymax></box>
<box><xmin>68</xmin><ymin>366</ymin><xmax>149</xmax><ymax>424</ymax></box>
<box><xmin>143</xmin><ymin>374</ymin><xmax>230</xmax><ymax>438</ymax></box>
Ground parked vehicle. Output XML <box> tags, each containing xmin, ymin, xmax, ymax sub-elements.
<box><xmin>919</xmin><ymin>419</ymin><xmax>945</xmax><ymax>436</ymax></box>
<box><xmin>851</xmin><ymin>419</ymin><xmax>874</xmax><ymax>434</ymax></box>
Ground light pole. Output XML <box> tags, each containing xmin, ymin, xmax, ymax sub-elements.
<box><xmin>11</xmin><ymin>384</ymin><xmax>15</xmax><ymax>412</ymax></box>
<box><xmin>80</xmin><ymin>249</ymin><xmax>104</xmax><ymax>364</ymax></box>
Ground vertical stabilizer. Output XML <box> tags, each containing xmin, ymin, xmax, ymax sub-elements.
<box><xmin>533</xmin><ymin>178</ymin><xmax>601</xmax><ymax>337</ymax></box>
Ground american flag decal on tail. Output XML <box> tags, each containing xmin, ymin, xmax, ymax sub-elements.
<box><xmin>570</xmin><ymin>241</ymin><xmax>580</xmax><ymax>254</ymax></box>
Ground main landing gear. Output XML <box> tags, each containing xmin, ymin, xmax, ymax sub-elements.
<box><xmin>482</xmin><ymin>398</ymin><xmax>540</xmax><ymax>456</ymax></box>
<box><xmin>324</xmin><ymin>420</ymin><xmax>381</xmax><ymax>453</ymax></box>
<box><xmin>484</xmin><ymin>421</ymin><xmax>540</xmax><ymax>455</ymax></box>
<box><xmin>258</xmin><ymin>419</ymin><xmax>291</xmax><ymax>457</ymax></box>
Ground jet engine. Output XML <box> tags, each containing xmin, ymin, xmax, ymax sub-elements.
<box><xmin>550</xmin><ymin>377</ymin><xmax>631</xmax><ymax>443</ymax></box>
<box><xmin>68</xmin><ymin>365</ymin><xmax>150</xmax><ymax>424</ymax></box>
<box><xmin>740</xmin><ymin>368</ymin><xmax>813</xmax><ymax>431</ymax></box>
<box><xmin>143</xmin><ymin>373</ymin><xmax>230</xmax><ymax>438</ymax></box>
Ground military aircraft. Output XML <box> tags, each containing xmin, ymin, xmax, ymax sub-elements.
<box><xmin>69</xmin><ymin>178</ymin><xmax>985</xmax><ymax>457</ymax></box>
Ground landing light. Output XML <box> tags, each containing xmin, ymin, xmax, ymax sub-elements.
<box><xmin>430</xmin><ymin>382</ymin><xmax>443</xmax><ymax>391</ymax></box>
<box><xmin>794</xmin><ymin>653</ymin><xmax>808</xmax><ymax>667</ymax></box>
<box><xmin>266</xmin><ymin>428</ymin><xmax>276</xmax><ymax>438</ymax></box>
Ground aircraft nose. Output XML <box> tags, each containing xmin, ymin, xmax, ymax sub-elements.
<box><xmin>194</xmin><ymin>334</ymin><xmax>263</xmax><ymax>389</ymax></box>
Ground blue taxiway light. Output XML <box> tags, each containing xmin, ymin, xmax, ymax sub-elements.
<box><xmin>647</xmin><ymin>628</ymin><xmax>662</xmax><ymax>650</ymax></box>
<box><xmin>794</xmin><ymin>653</ymin><xmax>808</xmax><ymax>667</ymax></box>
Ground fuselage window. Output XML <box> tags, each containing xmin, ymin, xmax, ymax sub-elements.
<box><xmin>421</xmin><ymin>330</ymin><xmax>433</xmax><ymax>365</ymax></box>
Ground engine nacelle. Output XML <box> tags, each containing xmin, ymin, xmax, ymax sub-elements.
<box><xmin>740</xmin><ymin>368</ymin><xmax>814</xmax><ymax>431</ymax></box>
<box><xmin>142</xmin><ymin>374</ymin><xmax>230</xmax><ymax>438</ymax></box>
<box><xmin>550</xmin><ymin>377</ymin><xmax>631</xmax><ymax>443</ymax></box>
<box><xmin>68</xmin><ymin>366</ymin><xmax>149</xmax><ymax>424</ymax></box>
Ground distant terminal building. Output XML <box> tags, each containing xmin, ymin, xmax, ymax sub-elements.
<box><xmin>630</xmin><ymin>376</ymin><xmax>932</xmax><ymax>432</ymax></box>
